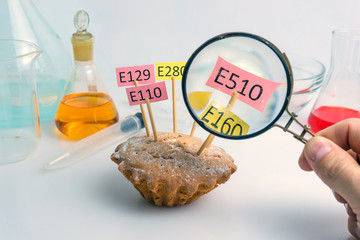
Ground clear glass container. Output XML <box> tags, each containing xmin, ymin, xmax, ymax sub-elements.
<box><xmin>308</xmin><ymin>29</ymin><xmax>360</xmax><ymax>133</ymax></box>
<box><xmin>55</xmin><ymin>10</ymin><xmax>119</xmax><ymax>140</ymax></box>
<box><xmin>0</xmin><ymin>0</ymin><xmax>72</xmax><ymax>122</ymax></box>
<box><xmin>0</xmin><ymin>39</ymin><xmax>41</xmax><ymax>164</ymax></box>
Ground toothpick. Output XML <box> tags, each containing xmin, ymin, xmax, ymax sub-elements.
<box><xmin>225</xmin><ymin>92</ymin><xmax>239</xmax><ymax>112</ymax></box>
<box><xmin>190</xmin><ymin>121</ymin><xmax>197</xmax><ymax>136</ymax></box>
<box><xmin>197</xmin><ymin>92</ymin><xmax>239</xmax><ymax>155</ymax></box>
<box><xmin>139</xmin><ymin>104</ymin><xmax>151</xmax><ymax>137</ymax></box>
<box><xmin>145</xmin><ymin>98</ymin><xmax>158</xmax><ymax>142</ymax></box>
<box><xmin>134</xmin><ymin>80</ymin><xmax>150</xmax><ymax>136</ymax></box>
<box><xmin>172</xmin><ymin>76</ymin><xmax>177</xmax><ymax>133</ymax></box>
<box><xmin>196</xmin><ymin>134</ymin><xmax>215</xmax><ymax>155</ymax></box>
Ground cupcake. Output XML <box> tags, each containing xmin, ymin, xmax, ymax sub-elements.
<box><xmin>111</xmin><ymin>132</ymin><xmax>236</xmax><ymax>207</ymax></box>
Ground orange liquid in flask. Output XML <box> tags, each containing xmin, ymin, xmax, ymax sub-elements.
<box><xmin>55</xmin><ymin>92</ymin><xmax>119</xmax><ymax>140</ymax></box>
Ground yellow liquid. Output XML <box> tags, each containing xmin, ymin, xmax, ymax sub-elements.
<box><xmin>55</xmin><ymin>92</ymin><xmax>119</xmax><ymax>140</ymax></box>
<box><xmin>188</xmin><ymin>91</ymin><xmax>212</xmax><ymax>111</ymax></box>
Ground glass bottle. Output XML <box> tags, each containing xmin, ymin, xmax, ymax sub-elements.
<box><xmin>308</xmin><ymin>29</ymin><xmax>360</xmax><ymax>133</ymax></box>
<box><xmin>55</xmin><ymin>10</ymin><xmax>119</xmax><ymax>140</ymax></box>
<box><xmin>0</xmin><ymin>0</ymin><xmax>72</xmax><ymax>122</ymax></box>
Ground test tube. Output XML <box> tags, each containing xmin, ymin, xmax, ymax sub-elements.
<box><xmin>46</xmin><ymin>113</ymin><xmax>144</xmax><ymax>170</ymax></box>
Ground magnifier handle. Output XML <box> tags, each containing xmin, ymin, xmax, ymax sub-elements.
<box><xmin>273</xmin><ymin>110</ymin><xmax>314</xmax><ymax>144</ymax></box>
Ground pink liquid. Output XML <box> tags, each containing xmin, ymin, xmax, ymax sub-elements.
<box><xmin>308</xmin><ymin>106</ymin><xmax>360</xmax><ymax>133</ymax></box>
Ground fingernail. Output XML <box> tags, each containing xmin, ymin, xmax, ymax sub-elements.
<box><xmin>307</xmin><ymin>139</ymin><xmax>332</xmax><ymax>162</ymax></box>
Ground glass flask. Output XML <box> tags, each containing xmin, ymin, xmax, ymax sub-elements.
<box><xmin>55</xmin><ymin>10</ymin><xmax>119</xmax><ymax>140</ymax></box>
<box><xmin>0</xmin><ymin>0</ymin><xmax>72</xmax><ymax>122</ymax></box>
<box><xmin>0</xmin><ymin>40</ymin><xmax>41</xmax><ymax>164</ymax></box>
<box><xmin>308</xmin><ymin>29</ymin><xmax>360</xmax><ymax>133</ymax></box>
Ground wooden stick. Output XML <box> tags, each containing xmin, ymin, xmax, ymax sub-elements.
<box><xmin>139</xmin><ymin>104</ymin><xmax>151</xmax><ymax>136</ymax></box>
<box><xmin>225</xmin><ymin>92</ymin><xmax>239</xmax><ymax>111</ymax></box>
<box><xmin>172</xmin><ymin>76</ymin><xmax>177</xmax><ymax>133</ymax></box>
<box><xmin>197</xmin><ymin>134</ymin><xmax>215</xmax><ymax>155</ymax></box>
<box><xmin>190</xmin><ymin>121</ymin><xmax>197</xmax><ymax>136</ymax></box>
<box><xmin>134</xmin><ymin>80</ymin><xmax>150</xmax><ymax>136</ymax></box>
<box><xmin>145</xmin><ymin>98</ymin><xmax>158</xmax><ymax>142</ymax></box>
<box><xmin>197</xmin><ymin>92</ymin><xmax>239</xmax><ymax>155</ymax></box>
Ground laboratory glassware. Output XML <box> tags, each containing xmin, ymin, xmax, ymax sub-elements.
<box><xmin>55</xmin><ymin>10</ymin><xmax>119</xmax><ymax>140</ymax></box>
<box><xmin>0</xmin><ymin>0</ymin><xmax>72</xmax><ymax>122</ymax></box>
<box><xmin>0</xmin><ymin>39</ymin><xmax>42</xmax><ymax>164</ymax></box>
<box><xmin>308</xmin><ymin>29</ymin><xmax>360</xmax><ymax>133</ymax></box>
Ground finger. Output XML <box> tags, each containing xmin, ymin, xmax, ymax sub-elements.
<box><xmin>298</xmin><ymin>150</ymin><xmax>313</xmax><ymax>171</ymax></box>
<box><xmin>318</xmin><ymin>118</ymin><xmax>360</xmax><ymax>154</ymax></box>
<box><xmin>345</xmin><ymin>203</ymin><xmax>357</xmax><ymax>218</ymax></box>
<box><xmin>298</xmin><ymin>118</ymin><xmax>360</xmax><ymax>171</ymax></box>
<box><xmin>333</xmin><ymin>191</ymin><xmax>347</xmax><ymax>204</ymax></box>
<box><xmin>302</xmin><ymin>136</ymin><xmax>360</xmax><ymax>206</ymax></box>
<box><xmin>347</xmin><ymin>217</ymin><xmax>360</xmax><ymax>239</ymax></box>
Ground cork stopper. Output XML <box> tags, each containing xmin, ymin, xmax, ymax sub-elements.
<box><xmin>71</xmin><ymin>10</ymin><xmax>94</xmax><ymax>62</ymax></box>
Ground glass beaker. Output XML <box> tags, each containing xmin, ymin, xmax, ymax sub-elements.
<box><xmin>0</xmin><ymin>0</ymin><xmax>72</xmax><ymax>122</ymax></box>
<box><xmin>308</xmin><ymin>29</ymin><xmax>360</xmax><ymax>133</ymax></box>
<box><xmin>0</xmin><ymin>39</ymin><xmax>42</xmax><ymax>164</ymax></box>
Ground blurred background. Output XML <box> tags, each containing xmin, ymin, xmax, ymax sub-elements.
<box><xmin>23</xmin><ymin>0</ymin><xmax>360</xmax><ymax>87</ymax></box>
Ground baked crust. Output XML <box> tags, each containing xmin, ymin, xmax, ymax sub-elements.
<box><xmin>111</xmin><ymin>132</ymin><xmax>236</xmax><ymax>207</ymax></box>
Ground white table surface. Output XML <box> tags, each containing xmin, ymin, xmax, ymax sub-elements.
<box><xmin>1</xmin><ymin>0</ymin><xmax>360</xmax><ymax>239</ymax></box>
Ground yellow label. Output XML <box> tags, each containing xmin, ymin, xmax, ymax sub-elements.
<box><xmin>155</xmin><ymin>62</ymin><xmax>186</xmax><ymax>80</ymax></box>
<box><xmin>199</xmin><ymin>100</ymin><xmax>249</xmax><ymax>136</ymax></box>
<box><xmin>188</xmin><ymin>91</ymin><xmax>212</xmax><ymax>111</ymax></box>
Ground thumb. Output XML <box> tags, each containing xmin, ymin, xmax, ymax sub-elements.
<box><xmin>303</xmin><ymin>136</ymin><xmax>360</xmax><ymax>205</ymax></box>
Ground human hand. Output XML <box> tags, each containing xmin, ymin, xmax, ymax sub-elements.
<box><xmin>298</xmin><ymin>118</ymin><xmax>360</xmax><ymax>239</ymax></box>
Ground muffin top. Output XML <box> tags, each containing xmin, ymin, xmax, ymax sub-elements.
<box><xmin>111</xmin><ymin>132</ymin><xmax>237</xmax><ymax>189</ymax></box>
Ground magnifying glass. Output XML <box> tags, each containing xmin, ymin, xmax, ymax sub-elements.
<box><xmin>182</xmin><ymin>32</ymin><xmax>313</xmax><ymax>143</ymax></box>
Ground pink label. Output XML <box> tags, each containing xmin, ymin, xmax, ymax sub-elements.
<box><xmin>126</xmin><ymin>81</ymin><xmax>168</xmax><ymax>106</ymax></box>
<box><xmin>116</xmin><ymin>64</ymin><xmax>156</xmax><ymax>87</ymax></box>
<box><xmin>206</xmin><ymin>57</ymin><xmax>283</xmax><ymax>112</ymax></box>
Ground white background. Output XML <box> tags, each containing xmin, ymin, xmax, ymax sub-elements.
<box><xmin>33</xmin><ymin>0</ymin><xmax>360</xmax><ymax>84</ymax></box>
<box><xmin>1</xmin><ymin>0</ymin><xmax>360</xmax><ymax>239</ymax></box>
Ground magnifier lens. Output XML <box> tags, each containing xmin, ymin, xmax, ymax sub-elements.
<box><xmin>182</xmin><ymin>33</ymin><xmax>292</xmax><ymax>139</ymax></box>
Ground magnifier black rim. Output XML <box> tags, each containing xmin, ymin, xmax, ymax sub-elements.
<box><xmin>182</xmin><ymin>32</ymin><xmax>292</xmax><ymax>140</ymax></box>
